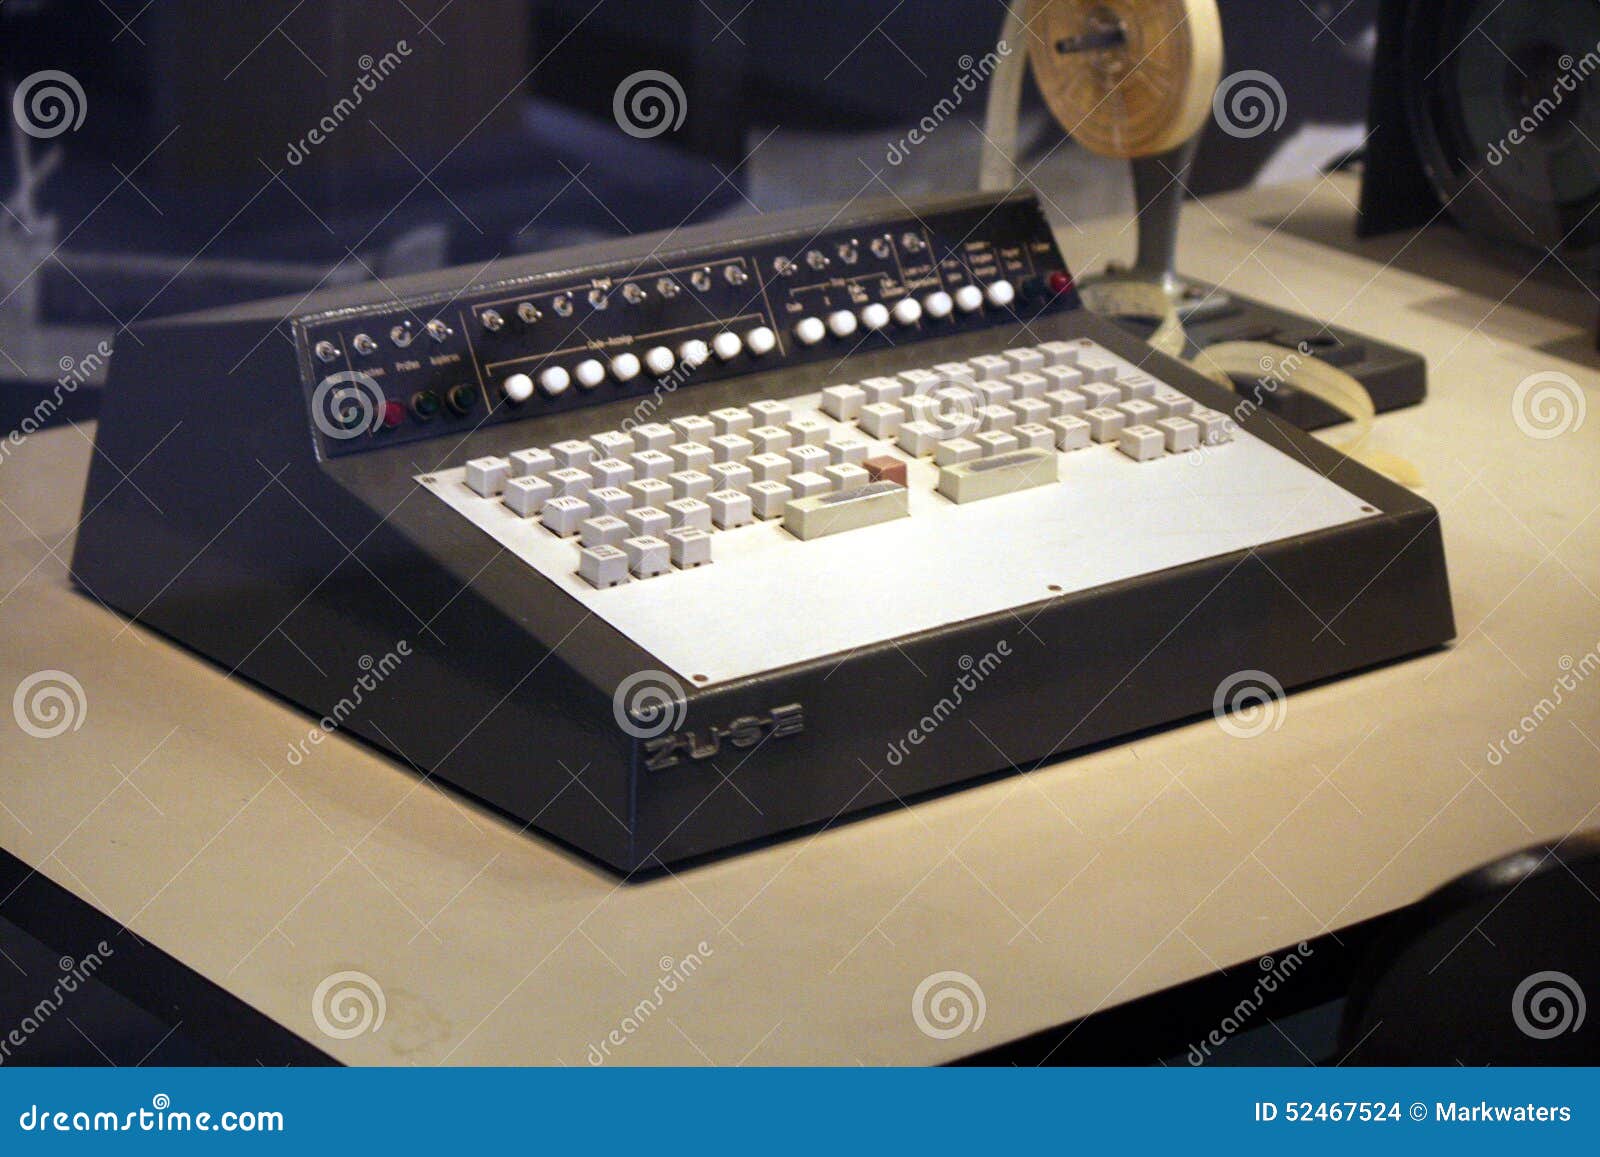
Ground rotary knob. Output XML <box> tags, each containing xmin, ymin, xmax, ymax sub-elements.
<box><xmin>892</xmin><ymin>297</ymin><xmax>923</xmax><ymax>326</ymax></box>
<box><xmin>574</xmin><ymin>359</ymin><xmax>606</xmax><ymax>390</ymax></box>
<box><xmin>954</xmin><ymin>284</ymin><xmax>984</xmax><ymax>313</ymax></box>
<box><xmin>827</xmin><ymin>310</ymin><xmax>858</xmax><ymax>338</ymax></box>
<box><xmin>645</xmin><ymin>346</ymin><xmax>675</xmax><ymax>375</ymax></box>
<box><xmin>859</xmin><ymin>302</ymin><xmax>890</xmax><ymax>330</ymax></box>
<box><xmin>610</xmin><ymin>352</ymin><xmax>641</xmax><ymax>382</ymax></box>
<box><xmin>539</xmin><ymin>366</ymin><xmax>571</xmax><ymax>396</ymax></box>
<box><xmin>713</xmin><ymin>332</ymin><xmax>742</xmax><ymax>360</ymax></box>
<box><xmin>794</xmin><ymin>316</ymin><xmax>826</xmax><ymax>345</ymax></box>
<box><xmin>923</xmin><ymin>291</ymin><xmax>953</xmax><ymax>319</ymax></box>
<box><xmin>502</xmin><ymin>373</ymin><xmax>535</xmax><ymax>403</ymax></box>
<box><xmin>745</xmin><ymin>326</ymin><xmax>776</xmax><ymax>355</ymax></box>
<box><xmin>985</xmin><ymin>279</ymin><xmax>1016</xmax><ymax>308</ymax></box>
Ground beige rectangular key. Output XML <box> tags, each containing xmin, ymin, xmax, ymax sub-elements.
<box><xmin>936</xmin><ymin>448</ymin><xmax>1058</xmax><ymax>504</ymax></box>
<box><xmin>782</xmin><ymin>480</ymin><xmax>909</xmax><ymax>540</ymax></box>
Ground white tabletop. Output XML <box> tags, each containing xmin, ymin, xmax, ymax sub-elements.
<box><xmin>2</xmin><ymin>173</ymin><xmax>1597</xmax><ymax>1064</ymax></box>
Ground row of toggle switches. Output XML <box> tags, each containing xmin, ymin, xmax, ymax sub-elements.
<box><xmin>498</xmin><ymin>281</ymin><xmax>1025</xmax><ymax>402</ymax></box>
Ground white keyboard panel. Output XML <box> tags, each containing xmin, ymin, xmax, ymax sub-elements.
<box><xmin>419</xmin><ymin>339</ymin><xmax>1379</xmax><ymax>685</ymax></box>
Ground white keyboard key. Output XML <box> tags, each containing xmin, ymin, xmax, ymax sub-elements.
<box><xmin>1118</xmin><ymin>424</ymin><xmax>1165</xmax><ymax>462</ymax></box>
<box><xmin>580</xmin><ymin>514</ymin><xmax>630</xmax><ymax>548</ymax></box>
<box><xmin>509</xmin><ymin>447</ymin><xmax>555</xmax><ymax>478</ymax></box>
<box><xmin>782</xmin><ymin>480</ymin><xmax>909</xmax><ymax>540</ymax></box>
<box><xmin>786</xmin><ymin>444</ymin><xmax>830</xmax><ymax>474</ymax></box>
<box><xmin>629</xmin><ymin>449</ymin><xmax>673</xmax><ymax>480</ymax></box>
<box><xmin>749</xmin><ymin>399</ymin><xmax>791</xmax><ymax>426</ymax></box>
<box><xmin>899</xmin><ymin>394</ymin><xmax>941</xmax><ymax>421</ymax></box>
<box><xmin>824</xmin><ymin>463</ymin><xmax>870</xmax><ymax>492</ymax></box>
<box><xmin>977</xmin><ymin>404</ymin><xmax>1016</xmax><ymax>432</ymax></box>
<box><xmin>934</xmin><ymin>437</ymin><xmax>982</xmax><ymax>466</ymax></box>
<box><xmin>627</xmin><ymin>478</ymin><xmax>673</xmax><ymax>509</ymax></box>
<box><xmin>859</xmin><ymin>403</ymin><xmax>904</xmax><ymax>439</ymax></box>
<box><xmin>1041</xmin><ymin>365</ymin><xmax>1085</xmax><ymax>391</ymax></box>
<box><xmin>898</xmin><ymin>368</ymin><xmax>942</xmax><ymax>392</ymax></box>
<box><xmin>1075</xmin><ymin>348</ymin><xmax>1121</xmax><ymax>383</ymax></box>
<box><xmin>826</xmin><ymin>437</ymin><xmax>868</xmax><ymax>466</ymax></box>
<box><xmin>665</xmin><ymin>497</ymin><xmax>712</xmax><ymax>531</ymax></box>
<box><xmin>787</xmin><ymin>416</ymin><xmax>830</xmax><ymax>446</ymax></box>
<box><xmin>932</xmin><ymin>361</ymin><xmax>976</xmax><ymax>385</ymax></box>
<box><xmin>896</xmin><ymin>420</ymin><xmax>945</xmax><ymax>457</ymax></box>
<box><xmin>974</xmin><ymin>430</ymin><xmax>1019</xmax><ymax>457</ymax></box>
<box><xmin>465</xmin><ymin>456</ymin><xmax>510</xmax><ymax>497</ymax></box>
<box><xmin>591</xmin><ymin>430</ymin><xmax>634</xmax><ymax>459</ymax></box>
<box><xmin>547</xmin><ymin>466</ymin><xmax>592</xmax><ymax>498</ymax></box>
<box><xmin>708</xmin><ymin>461</ymin><xmax>753</xmax><ymax>492</ymax></box>
<box><xmin>1117</xmin><ymin>399</ymin><xmax>1162</xmax><ymax>427</ymax></box>
<box><xmin>1190</xmin><ymin>408</ymin><xmax>1235</xmax><ymax>444</ymax></box>
<box><xmin>1151</xmin><ymin>387</ymin><xmax>1195</xmax><ymax>418</ymax></box>
<box><xmin>1048</xmin><ymin>415</ymin><xmax>1091</xmax><ymax>451</ymax></box>
<box><xmin>668</xmin><ymin>442</ymin><xmax>713</xmax><ymax>472</ymax></box>
<box><xmin>1013</xmin><ymin>422</ymin><xmax>1055</xmax><ymax>451</ymax></box>
<box><xmin>1080</xmin><ymin>382</ymin><xmax>1120</xmax><ymax>409</ymax></box>
<box><xmin>1005</xmin><ymin>371</ymin><xmax>1048</xmax><ymax>399</ymax></box>
<box><xmin>586</xmin><ymin>486</ymin><xmax>632</xmax><ymax>517</ymax></box>
<box><xmin>821</xmin><ymin>385</ymin><xmax>866</xmax><ymax>421</ymax></box>
<box><xmin>748</xmin><ymin>425</ymin><xmax>793</xmax><ymax>455</ymax></box>
<box><xmin>1011</xmin><ymin>397</ymin><xmax>1052</xmax><ymax>426</ymax></box>
<box><xmin>1157</xmin><ymin>416</ymin><xmax>1200</xmax><ymax>453</ymax></box>
<box><xmin>709</xmin><ymin>407</ymin><xmax>754</xmax><ymax>436</ymax></box>
<box><xmin>1044</xmin><ymin>388</ymin><xmax>1087</xmax><ymax>417</ymax></box>
<box><xmin>503</xmin><ymin>474</ymin><xmax>552</xmax><ymax>516</ymax></box>
<box><xmin>968</xmin><ymin>354</ymin><xmax>1011</xmax><ymax>380</ymax></box>
<box><xmin>551</xmin><ymin>439</ymin><xmax>595</xmax><ymax>469</ymax></box>
<box><xmin>624</xmin><ymin>506</ymin><xmax>671</xmax><ymax>539</ymax></box>
<box><xmin>748</xmin><ymin>480</ymin><xmax>792</xmax><ymax>519</ymax></box>
<box><xmin>623</xmin><ymin>535</ymin><xmax>671</xmax><ymax>579</ymax></box>
<box><xmin>1036</xmin><ymin>340</ymin><xmax>1079</xmax><ymax>365</ymax></box>
<box><xmin>666</xmin><ymin>527</ymin><xmax>712</xmax><ymax>568</ymax></box>
<box><xmin>936</xmin><ymin>448</ymin><xmax>1057</xmax><ymax>504</ymax></box>
<box><xmin>707</xmin><ymin>489</ymin><xmax>755</xmax><ymax>529</ymax></box>
<box><xmin>578</xmin><ymin>544</ymin><xmax>630</xmax><ymax>589</ymax></box>
<box><xmin>859</xmin><ymin>376</ymin><xmax>904</xmax><ymax>405</ymax></box>
<box><xmin>671</xmin><ymin>415</ymin><xmax>716</xmax><ymax>444</ymax></box>
<box><xmin>1117</xmin><ymin>371</ymin><xmax>1161</xmax><ymax>400</ymax></box>
<box><xmin>588</xmin><ymin>457</ymin><xmax>634</xmax><ymax>488</ymax></box>
<box><xmin>1003</xmin><ymin>348</ymin><xmax>1046</xmax><ymax>373</ymax></box>
<box><xmin>788</xmin><ymin>470</ymin><xmax>832</xmax><ymax>498</ymax></box>
<box><xmin>747</xmin><ymin>452</ymin><xmax>792</xmax><ymax>483</ymax></box>
<box><xmin>973</xmin><ymin>381</ymin><xmax>1015</xmax><ymax>406</ymax></box>
<box><xmin>709</xmin><ymin>433</ymin><xmax>754</xmax><ymax>462</ymax></box>
<box><xmin>669</xmin><ymin>470</ymin><xmax>713</xmax><ymax>500</ymax></box>
<box><xmin>631</xmin><ymin>422</ymin><xmax>675</xmax><ymax>452</ymax></box>
<box><xmin>1085</xmin><ymin>406</ymin><xmax>1127</xmax><ymax>442</ymax></box>
<box><xmin>541</xmin><ymin>495</ymin><xmax>589</xmax><ymax>536</ymax></box>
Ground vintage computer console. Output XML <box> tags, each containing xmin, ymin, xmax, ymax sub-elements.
<box><xmin>72</xmin><ymin>191</ymin><xmax>1454</xmax><ymax>873</ymax></box>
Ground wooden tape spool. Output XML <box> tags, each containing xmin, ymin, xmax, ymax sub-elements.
<box><xmin>1026</xmin><ymin>0</ymin><xmax>1223</xmax><ymax>158</ymax></box>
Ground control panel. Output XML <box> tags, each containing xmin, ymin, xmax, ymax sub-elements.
<box><xmin>297</xmin><ymin>196</ymin><xmax>1078</xmax><ymax>457</ymax></box>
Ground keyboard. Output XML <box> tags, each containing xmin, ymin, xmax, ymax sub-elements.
<box><xmin>73</xmin><ymin>191</ymin><xmax>1455</xmax><ymax>873</ymax></box>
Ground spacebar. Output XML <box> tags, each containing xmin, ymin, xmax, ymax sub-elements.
<box><xmin>936</xmin><ymin>448</ymin><xmax>1058</xmax><ymax>504</ymax></box>
<box><xmin>783</xmin><ymin>481</ymin><xmax>909</xmax><ymax>540</ymax></box>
